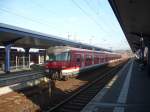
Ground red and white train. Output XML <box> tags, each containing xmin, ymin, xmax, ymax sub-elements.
<box><xmin>44</xmin><ymin>46</ymin><xmax>121</xmax><ymax>80</ymax></box>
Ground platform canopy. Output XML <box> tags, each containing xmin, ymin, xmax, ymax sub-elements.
<box><xmin>109</xmin><ymin>0</ymin><xmax>150</xmax><ymax>52</ymax></box>
<box><xmin>0</xmin><ymin>23</ymin><xmax>109</xmax><ymax>51</ymax></box>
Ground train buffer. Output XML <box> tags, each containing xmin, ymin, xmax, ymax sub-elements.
<box><xmin>81</xmin><ymin>59</ymin><xmax>150</xmax><ymax>112</ymax></box>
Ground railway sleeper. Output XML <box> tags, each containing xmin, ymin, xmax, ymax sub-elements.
<box><xmin>84</xmin><ymin>90</ymin><xmax>100</xmax><ymax>93</ymax></box>
<box><xmin>85</xmin><ymin>90</ymin><xmax>100</xmax><ymax>93</ymax></box>
<box><xmin>68</xmin><ymin>102</ymin><xmax>86</xmax><ymax>106</ymax></box>
<box><xmin>87</xmin><ymin>86</ymin><xmax>103</xmax><ymax>90</ymax></box>
<box><xmin>75</xmin><ymin>97</ymin><xmax>91</xmax><ymax>101</ymax></box>
<box><xmin>47</xmin><ymin>62</ymin><xmax>125</xmax><ymax>112</ymax></box>
<box><xmin>72</xmin><ymin>99</ymin><xmax>90</xmax><ymax>103</ymax></box>
<box><xmin>77</xmin><ymin>94</ymin><xmax>95</xmax><ymax>99</ymax></box>
<box><xmin>81</xmin><ymin>89</ymin><xmax>100</xmax><ymax>93</ymax></box>
<box><xmin>86</xmin><ymin>90</ymin><xmax>98</xmax><ymax>94</ymax></box>
<box><xmin>61</xmin><ymin>104</ymin><xmax>83</xmax><ymax>110</ymax></box>
<box><xmin>76</xmin><ymin>94</ymin><xmax>93</xmax><ymax>98</ymax></box>
<box><xmin>60</xmin><ymin>108</ymin><xmax>80</xmax><ymax>112</ymax></box>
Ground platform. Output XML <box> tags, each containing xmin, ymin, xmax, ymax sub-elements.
<box><xmin>81</xmin><ymin>59</ymin><xmax>150</xmax><ymax>112</ymax></box>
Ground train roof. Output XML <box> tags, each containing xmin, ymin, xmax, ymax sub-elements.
<box><xmin>47</xmin><ymin>46</ymin><xmax>119</xmax><ymax>55</ymax></box>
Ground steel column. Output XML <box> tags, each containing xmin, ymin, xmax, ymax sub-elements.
<box><xmin>24</xmin><ymin>48</ymin><xmax>30</xmax><ymax>68</ymax></box>
<box><xmin>147</xmin><ymin>44</ymin><xmax>150</xmax><ymax>74</ymax></box>
<box><xmin>24</xmin><ymin>48</ymin><xmax>30</xmax><ymax>56</ymax></box>
<box><xmin>4</xmin><ymin>44</ymin><xmax>12</xmax><ymax>73</ymax></box>
<box><xmin>44</xmin><ymin>50</ymin><xmax>47</xmax><ymax>62</ymax></box>
<box><xmin>28</xmin><ymin>54</ymin><xmax>30</xmax><ymax>68</ymax></box>
<box><xmin>140</xmin><ymin>37</ymin><xmax>145</xmax><ymax>62</ymax></box>
<box><xmin>38</xmin><ymin>54</ymin><xmax>41</xmax><ymax>64</ymax></box>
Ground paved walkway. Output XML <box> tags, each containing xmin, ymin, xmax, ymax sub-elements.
<box><xmin>81</xmin><ymin>59</ymin><xmax>150</xmax><ymax>112</ymax></box>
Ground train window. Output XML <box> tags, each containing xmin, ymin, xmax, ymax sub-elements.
<box><xmin>86</xmin><ymin>55</ymin><xmax>92</xmax><ymax>61</ymax></box>
<box><xmin>94</xmin><ymin>56</ymin><xmax>99</xmax><ymax>63</ymax></box>
<box><xmin>49</xmin><ymin>54</ymin><xmax>55</xmax><ymax>61</ymax></box>
<box><xmin>48</xmin><ymin>52</ymin><xmax>70</xmax><ymax>61</ymax></box>
<box><xmin>75</xmin><ymin>54</ymin><xmax>81</xmax><ymax>62</ymax></box>
<box><xmin>76</xmin><ymin>58</ymin><xmax>80</xmax><ymax>62</ymax></box>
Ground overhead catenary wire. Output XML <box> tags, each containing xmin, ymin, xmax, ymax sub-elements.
<box><xmin>0</xmin><ymin>7</ymin><xmax>63</xmax><ymax>35</ymax></box>
<box><xmin>84</xmin><ymin>0</ymin><xmax>99</xmax><ymax>15</ymax></box>
<box><xmin>97</xmin><ymin>0</ymin><xmax>121</xmax><ymax>33</ymax></box>
<box><xmin>2</xmin><ymin>0</ymin><xmax>112</xmax><ymax>41</ymax></box>
<box><xmin>30</xmin><ymin>0</ymin><xmax>95</xmax><ymax>42</ymax></box>
<box><xmin>71</xmin><ymin>0</ymin><xmax>112</xmax><ymax>38</ymax></box>
<box><xmin>30</xmin><ymin>0</ymin><xmax>81</xmax><ymax>41</ymax></box>
<box><xmin>0</xmin><ymin>1</ymin><xmax>122</xmax><ymax>49</ymax></box>
<box><xmin>83</xmin><ymin>0</ymin><xmax>117</xmax><ymax>37</ymax></box>
<box><xmin>84</xmin><ymin>0</ymin><xmax>111</xmax><ymax>32</ymax></box>
<box><xmin>30</xmin><ymin>0</ymin><xmax>58</xmax><ymax>16</ymax></box>
<box><xmin>0</xmin><ymin>6</ymin><xmax>92</xmax><ymax>46</ymax></box>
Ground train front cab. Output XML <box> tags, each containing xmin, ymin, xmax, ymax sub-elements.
<box><xmin>45</xmin><ymin>51</ymin><xmax>71</xmax><ymax>80</ymax></box>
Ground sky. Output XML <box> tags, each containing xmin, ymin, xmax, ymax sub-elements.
<box><xmin>0</xmin><ymin>0</ymin><xmax>130</xmax><ymax>50</ymax></box>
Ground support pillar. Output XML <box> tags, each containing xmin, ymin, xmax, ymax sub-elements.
<box><xmin>25</xmin><ymin>48</ymin><xmax>30</xmax><ymax>57</ymax></box>
<box><xmin>23</xmin><ymin>56</ymin><xmax>25</xmax><ymax>68</ymax></box>
<box><xmin>24</xmin><ymin>48</ymin><xmax>30</xmax><ymax>68</ymax></box>
<box><xmin>38</xmin><ymin>54</ymin><xmax>41</xmax><ymax>64</ymax></box>
<box><xmin>140</xmin><ymin>48</ymin><xmax>144</xmax><ymax>61</ymax></box>
<box><xmin>147</xmin><ymin>44</ymin><xmax>150</xmax><ymax>74</ymax></box>
<box><xmin>16</xmin><ymin>56</ymin><xmax>18</xmax><ymax>70</ymax></box>
<box><xmin>4</xmin><ymin>44</ymin><xmax>12</xmax><ymax>73</ymax></box>
<box><xmin>29</xmin><ymin>54</ymin><xmax>31</xmax><ymax>68</ymax></box>
<box><xmin>44</xmin><ymin>50</ymin><xmax>47</xmax><ymax>62</ymax></box>
<box><xmin>140</xmin><ymin>37</ymin><xmax>145</xmax><ymax>62</ymax></box>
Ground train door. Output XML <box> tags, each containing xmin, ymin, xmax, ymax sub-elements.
<box><xmin>103</xmin><ymin>54</ymin><xmax>106</xmax><ymax>63</ymax></box>
<box><xmin>81</xmin><ymin>53</ymin><xmax>84</xmax><ymax>67</ymax></box>
<box><xmin>94</xmin><ymin>55</ymin><xmax>99</xmax><ymax>64</ymax></box>
<box><xmin>85</xmin><ymin>55</ymin><xmax>92</xmax><ymax>66</ymax></box>
<box><xmin>73</xmin><ymin>53</ymin><xmax>82</xmax><ymax>68</ymax></box>
<box><xmin>101</xmin><ymin>54</ymin><xmax>105</xmax><ymax>63</ymax></box>
<box><xmin>105</xmin><ymin>54</ymin><xmax>108</xmax><ymax>62</ymax></box>
<box><xmin>99</xmin><ymin>55</ymin><xmax>103</xmax><ymax>63</ymax></box>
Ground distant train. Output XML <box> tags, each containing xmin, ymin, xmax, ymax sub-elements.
<box><xmin>44</xmin><ymin>46</ymin><xmax>121</xmax><ymax>80</ymax></box>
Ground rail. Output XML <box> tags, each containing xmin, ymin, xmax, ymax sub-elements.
<box><xmin>46</xmin><ymin>61</ymin><xmax>126</xmax><ymax>112</ymax></box>
<box><xmin>0</xmin><ymin>71</ymin><xmax>45</xmax><ymax>87</ymax></box>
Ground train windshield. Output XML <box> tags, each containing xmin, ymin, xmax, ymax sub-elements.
<box><xmin>48</xmin><ymin>52</ymin><xmax>70</xmax><ymax>61</ymax></box>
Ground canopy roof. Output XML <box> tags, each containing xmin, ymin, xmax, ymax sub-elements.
<box><xmin>0</xmin><ymin>23</ymin><xmax>110</xmax><ymax>51</ymax></box>
<box><xmin>109</xmin><ymin>0</ymin><xmax>150</xmax><ymax>52</ymax></box>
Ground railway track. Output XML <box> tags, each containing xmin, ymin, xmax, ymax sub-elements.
<box><xmin>0</xmin><ymin>71</ymin><xmax>45</xmax><ymax>87</ymax></box>
<box><xmin>46</xmin><ymin>61</ymin><xmax>126</xmax><ymax>112</ymax></box>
